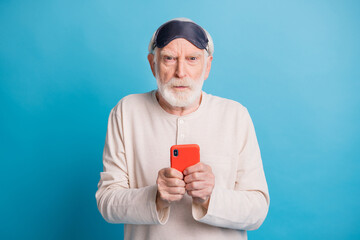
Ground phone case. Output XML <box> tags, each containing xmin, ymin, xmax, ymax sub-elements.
<box><xmin>170</xmin><ymin>144</ymin><xmax>200</xmax><ymax>173</ymax></box>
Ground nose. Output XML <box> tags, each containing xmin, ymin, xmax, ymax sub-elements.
<box><xmin>175</xmin><ymin>59</ymin><xmax>186</xmax><ymax>78</ymax></box>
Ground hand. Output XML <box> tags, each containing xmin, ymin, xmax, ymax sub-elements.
<box><xmin>183</xmin><ymin>162</ymin><xmax>215</xmax><ymax>209</ymax></box>
<box><xmin>156</xmin><ymin>168</ymin><xmax>186</xmax><ymax>211</ymax></box>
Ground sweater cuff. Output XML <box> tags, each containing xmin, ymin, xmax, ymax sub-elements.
<box><xmin>151</xmin><ymin>185</ymin><xmax>170</xmax><ymax>225</ymax></box>
<box><xmin>191</xmin><ymin>186</ymin><xmax>217</xmax><ymax>222</ymax></box>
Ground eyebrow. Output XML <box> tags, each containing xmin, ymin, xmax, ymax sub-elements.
<box><xmin>189</xmin><ymin>53</ymin><xmax>203</xmax><ymax>57</ymax></box>
<box><xmin>159</xmin><ymin>50</ymin><xmax>176</xmax><ymax>57</ymax></box>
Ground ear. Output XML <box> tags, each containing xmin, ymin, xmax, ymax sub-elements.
<box><xmin>147</xmin><ymin>54</ymin><xmax>156</xmax><ymax>77</ymax></box>
<box><xmin>203</xmin><ymin>55</ymin><xmax>213</xmax><ymax>81</ymax></box>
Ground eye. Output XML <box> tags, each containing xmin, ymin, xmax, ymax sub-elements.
<box><xmin>163</xmin><ymin>56</ymin><xmax>175</xmax><ymax>61</ymax></box>
<box><xmin>187</xmin><ymin>56</ymin><xmax>200</xmax><ymax>65</ymax></box>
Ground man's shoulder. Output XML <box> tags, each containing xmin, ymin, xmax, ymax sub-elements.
<box><xmin>120</xmin><ymin>91</ymin><xmax>152</xmax><ymax>104</ymax></box>
<box><xmin>205</xmin><ymin>92</ymin><xmax>247</xmax><ymax>113</ymax></box>
<box><xmin>112</xmin><ymin>91</ymin><xmax>154</xmax><ymax>113</ymax></box>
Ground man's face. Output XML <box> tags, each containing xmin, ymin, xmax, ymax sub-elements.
<box><xmin>148</xmin><ymin>38</ymin><xmax>212</xmax><ymax>107</ymax></box>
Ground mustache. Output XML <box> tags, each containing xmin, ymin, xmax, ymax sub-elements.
<box><xmin>166</xmin><ymin>77</ymin><xmax>194</xmax><ymax>88</ymax></box>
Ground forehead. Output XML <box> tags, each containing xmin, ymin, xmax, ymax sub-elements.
<box><xmin>159</xmin><ymin>38</ymin><xmax>204</xmax><ymax>55</ymax></box>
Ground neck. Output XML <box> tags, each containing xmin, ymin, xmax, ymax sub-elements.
<box><xmin>156</xmin><ymin>91</ymin><xmax>202</xmax><ymax>116</ymax></box>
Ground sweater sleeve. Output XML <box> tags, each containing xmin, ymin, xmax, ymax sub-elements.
<box><xmin>192</xmin><ymin>109</ymin><xmax>270</xmax><ymax>230</ymax></box>
<box><xmin>95</xmin><ymin>107</ymin><xmax>170</xmax><ymax>225</ymax></box>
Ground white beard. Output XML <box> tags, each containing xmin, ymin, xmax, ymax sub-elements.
<box><xmin>156</xmin><ymin>68</ymin><xmax>206</xmax><ymax>108</ymax></box>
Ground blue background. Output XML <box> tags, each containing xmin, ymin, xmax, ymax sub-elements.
<box><xmin>1</xmin><ymin>0</ymin><xmax>359</xmax><ymax>239</ymax></box>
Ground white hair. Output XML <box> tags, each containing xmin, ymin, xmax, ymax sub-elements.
<box><xmin>148</xmin><ymin>17</ymin><xmax>214</xmax><ymax>56</ymax></box>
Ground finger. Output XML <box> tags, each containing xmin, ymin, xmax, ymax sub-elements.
<box><xmin>166</xmin><ymin>186</ymin><xmax>186</xmax><ymax>195</ymax></box>
<box><xmin>184</xmin><ymin>162</ymin><xmax>210</xmax><ymax>175</ymax></box>
<box><xmin>158</xmin><ymin>185</ymin><xmax>185</xmax><ymax>198</ymax></box>
<box><xmin>164</xmin><ymin>168</ymin><xmax>184</xmax><ymax>179</ymax></box>
<box><xmin>184</xmin><ymin>172</ymin><xmax>207</xmax><ymax>184</ymax></box>
<box><xmin>185</xmin><ymin>180</ymin><xmax>210</xmax><ymax>191</ymax></box>
<box><xmin>187</xmin><ymin>189</ymin><xmax>211</xmax><ymax>200</ymax></box>
<box><xmin>184</xmin><ymin>169</ymin><xmax>215</xmax><ymax>184</ymax></box>
<box><xmin>165</xmin><ymin>178</ymin><xmax>185</xmax><ymax>187</ymax></box>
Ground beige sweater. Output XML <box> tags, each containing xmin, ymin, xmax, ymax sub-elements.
<box><xmin>96</xmin><ymin>91</ymin><xmax>269</xmax><ymax>240</ymax></box>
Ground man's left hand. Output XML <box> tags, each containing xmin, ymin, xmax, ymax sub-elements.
<box><xmin>183</xmin><ymin>162</ymin><xmax>215</xmax><ymax>209</ymax></box>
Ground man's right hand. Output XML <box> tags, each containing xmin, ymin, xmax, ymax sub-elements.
<box><xmin>156</xmin><ymin>168</ymin><xmax>185</xmax><ymax>211</ymax></box>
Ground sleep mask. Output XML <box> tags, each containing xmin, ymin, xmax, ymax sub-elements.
<box><xmin>152</xmin><ymin>20</ymin><xmax>209</xmax><ymax>51</ymax></box>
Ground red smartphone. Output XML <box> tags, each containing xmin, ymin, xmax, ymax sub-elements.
<box><xmin>170</xmin><ymin>144</ymin><xmax>200</xmax><ymax>173</ymax></box>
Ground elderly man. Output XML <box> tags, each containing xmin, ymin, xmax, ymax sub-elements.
<box><xmin>96</xmin><ymin>18</ymin><xmax>269</xmax><ymax>239</ymax></box>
